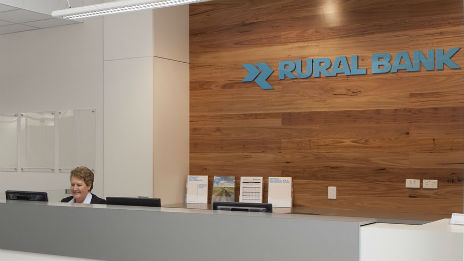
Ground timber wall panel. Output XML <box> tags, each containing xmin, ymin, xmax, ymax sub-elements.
<box><xmin>190</xmin><ymin>0</ymin><xmax>464</xmax><ymax>217</ymax></box>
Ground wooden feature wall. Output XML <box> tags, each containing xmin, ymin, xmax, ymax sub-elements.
<box><xmin>189</xmin><ymin>0</ymin><xmax>464</xmax><ymax>218</ymax></box>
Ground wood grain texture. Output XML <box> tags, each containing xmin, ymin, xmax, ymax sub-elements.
<box><xmin>190</xmin><ymin>0</ymin><xmax>464</xmax><ymax>217</ymax></box>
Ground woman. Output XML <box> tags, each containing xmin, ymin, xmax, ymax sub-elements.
<box><xmin>61</xmin><ymin>166</ymin><xmax>106</xmax><ymax>204</ymax></box>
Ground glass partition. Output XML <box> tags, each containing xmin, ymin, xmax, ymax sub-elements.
<box><xmin>0</xmin><ymin>114</ymin><xmax>18</xmax><ymax>171</ymax></box>
<box><xmin>19</xmin><ymin>112</ymin><xmax>55</xmax><ymax>171</ymax></box>
<box><xmin>58</xmin><ymin>109</ymin><xmax>96</xmax><ymax>172</ymax></box>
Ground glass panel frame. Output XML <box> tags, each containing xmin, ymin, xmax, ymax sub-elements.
<box><xmin>19</xmin><ymin>112</ymin><xmax>55</xmax><ymax>172</ymax></box>
<box><xmin>58</xmin><ymin>109</ymin><xmax>96</xmax><ymax>172</ymax></box>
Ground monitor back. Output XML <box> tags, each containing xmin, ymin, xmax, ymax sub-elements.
<box><xmin>106</xmin><ymin>197</ymin><xmax>161</xmax><ymax>207</ymax></box>
<box><xmin>5</xmin><ymin>190</ymin><xmax>48</xmax><ymax>202</ymax></box>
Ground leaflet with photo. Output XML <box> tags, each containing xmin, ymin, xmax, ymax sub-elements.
<box><xmin>212</xmin><ymin>176</ymin><xmax>235</xmax><ymax>202</ymax></box>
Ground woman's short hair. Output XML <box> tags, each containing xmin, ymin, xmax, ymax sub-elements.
<box><xmin>70</xmin><ymin>166</ymin><xmax>94</xmax><ymax>191</ymax></box>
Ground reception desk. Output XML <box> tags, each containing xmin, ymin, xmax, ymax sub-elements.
<box><xmin>360</xmin><ymin>219</ymin><xmax>464</xmax><ymax>261</ymax></box>
<box><xmin>1</xmin><ymin>200</ymin><xmax>462</xmax><ymax>261</ymax></box>
<box><xmin>0</xmin><ymin>200</ymin><xmax>373</xmax><ymax>261</ymax></box>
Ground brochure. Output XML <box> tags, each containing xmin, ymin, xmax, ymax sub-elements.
<box><xmin>186</xmin><ymin>175</ymin><xmax>208</xmax><ymax>204</ymax></box>
<box><xmin>268</xmin><ymin>177</ymin><xmax>292</xmax><ymax>207</ymax></box>
<box><xmin>239</xmin><ymin>176</ymin><xmax>263</xmax><ymax>203</ymax></box>
<box><xmin>212</xmin><ymin>176</ymin><xmax>235</xmax><ymax>202</ymax></box>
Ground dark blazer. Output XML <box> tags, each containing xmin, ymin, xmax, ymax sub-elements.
<box><xmin>61</xmin><ymin>193</ymin><xmax>106</xmax><ymax>204</ymax></box>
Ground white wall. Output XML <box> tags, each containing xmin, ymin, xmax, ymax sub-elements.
<box><xmin>0</xmin><ymin>17</ymin><xmax>104</xmax><ymax>198</ymax></box>
<box><xmin>0</xmin><ymin>5</ymin><xmax>189</xmax><ymax>203</ymax></box>
<box><xmin>153</xmin><ymin>5</ymin><xmax>189</xmax><ymax>204</ymax></box>
<box><xmin>103</xmin><ymin>10</ymin><xmax>154</xmax><ymax>197</ymax></box>
<box><xmin>153</xmin><ymin>5</ymin><xmax>189</xmax><ymax>62</ymax></box>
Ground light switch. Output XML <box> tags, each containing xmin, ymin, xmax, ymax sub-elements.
<box><xmin>423</xmin><ymin>179</ymin><xmax>438</xmax><ymax>189</ymax></box>
<box><xmin>405</xmin><ymin>179</ymin><xmax>420</xmax><ymax>189</ymax></box>
<box><xmin>328</xmin><ymin>186</ymin><xmax>336</xmax><ymax>200</ymax></box>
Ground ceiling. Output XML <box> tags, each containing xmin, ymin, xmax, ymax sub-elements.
<box><xmin>0</xmin><ymin>3</ymin><xmax>79</xmax><ymax>36</ymax></box>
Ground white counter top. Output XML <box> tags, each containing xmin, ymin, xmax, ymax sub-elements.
<box><xmin>360</xmin><ymin>218</ymin><xmax>464</xmax><ymax>261</ymax></box>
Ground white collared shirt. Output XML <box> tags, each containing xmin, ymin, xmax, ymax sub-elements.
<box><xmin>69</xmin><ymin>192</ymin><xmax>93</xmax><ymax>204</ymax></box>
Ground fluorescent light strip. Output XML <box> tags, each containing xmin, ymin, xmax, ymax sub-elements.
<box><xmin>52</xmin><ymin>0</ymin><xmax>211</xmax><ymax>20</ymax></box>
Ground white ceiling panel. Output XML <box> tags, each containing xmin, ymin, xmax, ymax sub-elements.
<box><xmin>24</xmin><ymin>18</ymin><xmax>76</xmax><ymax>29</ymax></box>
<box><xmin>0</xmin><ymin>2</ymin><xmax>80</xmax><ymax>35</ymax></box>
<box><xmin>0</xmin><ymin>23</ymin><xmax>35</xmax><ymax>35</ymax></box>
<box><xmin>0</xmin><ymin>8</ymin><xmax>51</xmax><ymax>23</ymax></box>
<box><xmin>0</xmin><ymin>19</ymin><xmax>12</xmax><ymax>26</ymax></box>
<box><xmin>0</xmin><ymin>3</ymin><xmax>17</xmax><ymax>12</ymax></box>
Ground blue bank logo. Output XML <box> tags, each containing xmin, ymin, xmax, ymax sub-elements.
<box><xmin>242</xmin><ymin>47</ymin><xmax>461</xmax><ymax>90</ymax></box>
<box><xmin>242</xmin><ymin>63</ymin><xmax>274</xmax><ymax>90</ymax></box>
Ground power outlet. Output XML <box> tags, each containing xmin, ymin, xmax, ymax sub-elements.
<box><xmin>405</xmin><ymin>179</ymin><xmax>420</xmax><ymax>189</ymax></box>
<box><xmin>328</xmin><ymin>186</ymin><xmax>336</xmax><ymax>200</ymax></box>
<box><xmin>423</xmin><ymin>179</ymin><xmax>438</xmax><ymax>189</ymax></box>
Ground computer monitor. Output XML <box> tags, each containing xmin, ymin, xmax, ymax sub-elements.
<box><xmin>5</xmin><ymin>190</ymin><xmax>48</xmax><ymax>202</ymax></box>
<box><xmin>213</xmin><ymin>202</ymin><xmax>272</xmax><ymax>213</ymax></box>
<box><xmin>106</xmin><ymin>197</ymin><xmax>161</xmax><ymax>207</ymax></box>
